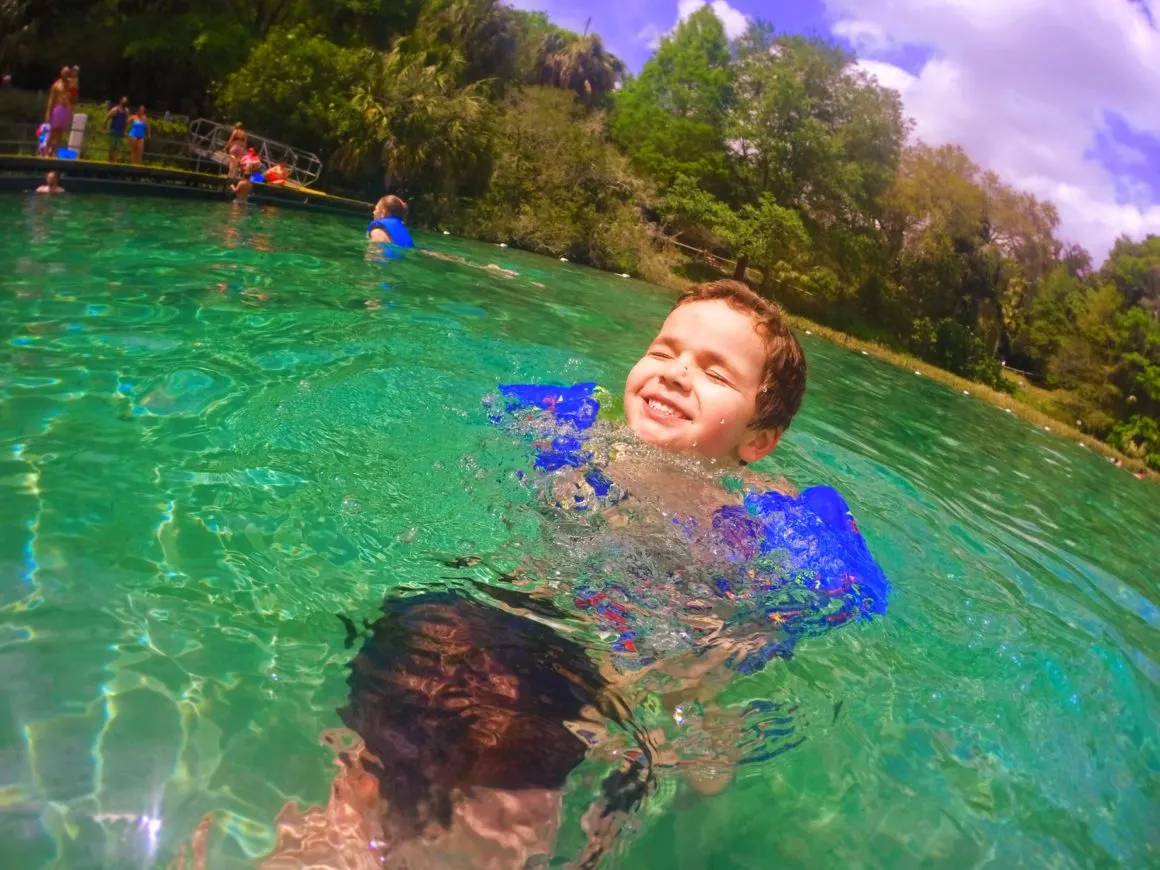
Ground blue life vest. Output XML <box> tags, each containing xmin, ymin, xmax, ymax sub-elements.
<box><xmin>367</xmin><ymin>216</ymin><xmax>415</xmax><ymax>248</ymax></box>
<box><xmin>488</xmin><ymin>382</ymin><xmax>892</xmax><ymax>673</ymax></box>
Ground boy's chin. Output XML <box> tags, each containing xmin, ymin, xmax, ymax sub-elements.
<box><xmin>629</xmin><ymin>420</ymin><xmax>733</xmax><ymax>462</ymax></box>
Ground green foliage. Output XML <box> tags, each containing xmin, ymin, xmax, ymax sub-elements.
<box><xmin>909</xmin><ymin>317</ymin><xmax>1005</xmax><ymax>388</ymax></box>
<box><xmin>460</xmin><ymin>87</ymin><xmax>657</xmax><ymax>274</ymax></box>
<box><xmin>1028</xmin><ymin>266</ymin><xmax>1084</xmax><ymax>370</ymax></box>
<box><xmin>535</xmin><ymin>33</ymin><xmax>624</xmax><ymax>107</ymax></box>
<box><xmin>401</xmin><ymin>0</ymin><xmax>527</xmax><ymax>91</ymax></box>
<box><xmin>1101</xmin><ymin>235</ymin><xmax>1160</xmax><ymax>310</ymax></box>
<box><xmin>1109</xmin><ymin>415</ymin><xmax>1160</xmax><ymax>469</ymax></box>
<box><xmin>610</xmin><ymin>7</ymin><xmax>733</xmax><ymax>195</ymax></box>
<box><xmin>216</xmin><ymin>27</ymin><xmax>370</xmax><ymax>155</ymax></box>
<box><xmin>337</xmin><ymin>46</ymin><xmax>494</xmax><ymax>211</ymax></box>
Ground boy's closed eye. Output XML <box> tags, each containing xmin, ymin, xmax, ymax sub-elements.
<box><xmin>706</xmin><ymin>369</ymin><xmax>732</xmax><ymax>386</ymax></box>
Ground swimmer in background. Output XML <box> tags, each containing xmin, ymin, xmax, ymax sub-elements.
<box><xmin>36</xmin><ymin>171</ymin><xmax>65</xmax><ymax>194</ymax></box>
<box><xmin>230</xmin><ymin>177</ymin><xmax>253</xmax><ymax>203</ymax></box>
<box><xmin>367</xmin><ymin>194</ymin><xmax>415</xmax><ymax>246</ymax></box>
<box><xmin>365</xmin><ymin>202</ymin><xmax>516</xmax><ymax>277</ymax></box>
<box><xmin>259</xmin><ymin>280</ymin><xmax>812</xmax><ymax>869</ymax></box>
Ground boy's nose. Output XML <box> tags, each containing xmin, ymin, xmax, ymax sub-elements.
<box><xmin>660</xmin><ymin>357</ymin><xmax>692</xmax><ymax>389</ymax></box>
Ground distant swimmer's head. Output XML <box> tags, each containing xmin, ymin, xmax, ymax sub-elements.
<box><xmin>373</xmin><ymin>194</ymin><xmax>408</xmax><ymax>221</ymax></box>
<box><xmin>624</xmin><ymin>279</ymin><xmax>806</xmax><ymax>464</ymax></box>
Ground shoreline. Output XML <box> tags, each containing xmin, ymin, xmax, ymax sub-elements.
<box><xmin>783</xmin><ymin>314</ymin><xmax>1158</xmax><ymax>483</ymax></box>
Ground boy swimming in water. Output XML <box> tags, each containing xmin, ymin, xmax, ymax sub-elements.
<box><xmin>230</xmin><ymin>177</ymin><xmax>252</xmax><ymax>204</ymax></box>
<box><xmin>259</xmin><ymin>281</ymin><xmax>812</xmax><ymax>868</ymax></box>
<box><xmin>367</xmin><ymin>194</ymin><xmax>415</xmax><ymax>247</ymax></box>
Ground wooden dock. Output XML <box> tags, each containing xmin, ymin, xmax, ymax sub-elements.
<box><xmin>0</xmin><ymin>155</ymin><xmax>372</xmax><ymax>216</ymax></box>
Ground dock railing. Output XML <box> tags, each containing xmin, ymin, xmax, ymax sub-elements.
<box><xmin>187</xmin><ymin>119</ymin><xmax>322</xmax><ymax>187</ymax></box>
<box><xmin>0</xmin><ymin>116</ymin><xmax>322</xmax><ymax>187</ymax></box>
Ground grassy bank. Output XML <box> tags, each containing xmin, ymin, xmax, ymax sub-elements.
<box><xmin>781</xmin><ymin>315</ymin><xmax>1156</xmax><ymax>482</ymax></box>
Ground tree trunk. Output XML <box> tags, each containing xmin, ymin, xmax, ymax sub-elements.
<box><xmin>732</xmin><ymin>255</ymin><xmax>748</xmax><ymax>281</ymax></box>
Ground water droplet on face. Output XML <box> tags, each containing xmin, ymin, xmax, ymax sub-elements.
<box><xmin>720</xmin><ymin>419</ymin><xmax>725</xmax><ymax>425</ymax></box>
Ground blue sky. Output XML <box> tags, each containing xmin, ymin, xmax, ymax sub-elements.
<box><xmin>508</xmin><ymin>0</ymin><xmax>833</xmax><ymax>72</ymax></box>
<box><xmin>507</xmin><ymin>0</ymin><xmax>1160</xmax><ymax>261</ymax></box>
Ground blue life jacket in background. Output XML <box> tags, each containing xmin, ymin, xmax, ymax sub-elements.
<box><xmin>367</xmin><ymin>216</ymin><xmax>415</xmax><ymax>248</ymax></box>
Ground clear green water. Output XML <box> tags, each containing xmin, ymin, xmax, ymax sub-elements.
<box><xmin>1</xmin><ymin>195</ymin><xmax>1157</xmax><ymax>869</ymax></box>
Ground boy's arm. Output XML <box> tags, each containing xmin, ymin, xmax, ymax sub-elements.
<box><xmin>369</xmin><ymin>227</ymin><xmax>391</xmax><ymax>243</ymax></box>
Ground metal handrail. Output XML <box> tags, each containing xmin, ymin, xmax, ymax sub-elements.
<box><xmin>0</xmin><ymin>120</ymin><xmax>222</xmax><ymax>175</ymax></box>
<box><xmin>187</xmin><ymin>118</ymin><xmax>322</xmax><ymax>187</ymax></box>
<box><xmin>0</xmin><ymin>117</ymin><xmax>323</xmax><ymax>187</ymax></box>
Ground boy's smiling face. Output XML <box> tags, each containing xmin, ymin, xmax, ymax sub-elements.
<box><xmin>624</xmin><ymin>299</ymin><xmax>779</xmax><ymax>463</ymax></box>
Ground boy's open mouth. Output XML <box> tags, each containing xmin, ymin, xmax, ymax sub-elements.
<box><xmin>642</xmin><ymin>394</ymin><xmax>690</xmax><ymax>422</ymax></box>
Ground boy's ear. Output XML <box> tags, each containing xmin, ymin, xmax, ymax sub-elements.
<box><xmin>737</xmin><ymin>428</ymin><xmax>780</xmax><ymax>464</ymax></box>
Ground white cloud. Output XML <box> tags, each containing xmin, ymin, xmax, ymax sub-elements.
<box><xmin>636</xmin><ymin>22</ymin><xmax>663</xmax><ymax>50</ymax></box>
<box><xmin>832</xmin><ymin>18</ymin><xmax>892</xmax><ymax>54</ymax></box>
<box><xmin>828</xmin><ymin>0</ymin><xmax>1160</xmax><ymax>261</ymax></box>
<box><xmin>676</xmin><ymin>0</ymin><xmax>750</xmax><ymax>40</ymax></box>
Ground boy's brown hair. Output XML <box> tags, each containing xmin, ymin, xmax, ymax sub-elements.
<box><xmin>373</xmin><ymin>194</ymin><xmax>408</xmax><ymax>220</ymax></box>
<box><xmin>674</xmin><ymin>279</ymin><xmax>807</xmax><ymax>434</ymax></box>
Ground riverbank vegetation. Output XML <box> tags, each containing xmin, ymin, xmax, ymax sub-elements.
<box><xmin>3</xmin><ymin>0</ymin><xmax>1158</xmax><ymax>470</ymax></box>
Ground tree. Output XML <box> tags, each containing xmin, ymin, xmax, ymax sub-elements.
<box><xmin>1027</xmin><ymin>265</ymin><xmax>1084</xmax><ymax>373</ymax></box>
<box><xmin>536</xmin><ymin>32</ymin><xmax>624</xmax><ymax>107</ymax></box>
<box><xmin>216</xmin><ymin>27</ymin><xmax>370</xmax><ymax>156</ymax></box>
<box><xmin>401</xmin><ymin>0</ymin><xmax>526</xmax><ymax>91</ymax></box>
<box><xmin>661</xmin><ymin>176</ymin><xmax>808</xmax><ymax>289</ymax></box>
<box><xmin>336</xmin><ymin>47</ymin><xmax>493</xmax><ymax>212</ymax></box>
<box><xmin>1100</xmin><ymin>235</ymin><xmax>1160</xmax><ymax>312</ymax></box>
<box><xmin>610</xmin><ymin>6</ymin><xmax>734</xmax><ymax>196</ymax></box>
<box><xmin>728</xmin><ymin>27</ymin><xmax>906</xmax><ymax>299</ymax></box>
<box><xmin>461</xmin><ymin>87</ymin><xmax>654</xmax><ymax>273</ymax></box>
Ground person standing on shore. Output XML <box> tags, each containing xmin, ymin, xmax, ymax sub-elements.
<box><xmin>127</xmin><ymin>106</ymin><xmax>148</xmax><ymax>164</ymax></box>
<box><xmin>43</xmin><ymin>67</ymin><xmax>74</xmax><ymax>155</ymax></box>
<box><xmin>106</xmin><ymin>97</ymin><xmax>129</xmax><ymax>162</ymax></box>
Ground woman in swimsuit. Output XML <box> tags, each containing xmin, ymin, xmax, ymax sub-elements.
<box><xmin>105</xmin><ymin>97</ymin><xmax>129</xmax><ymax>162</ymax></box>
<box><xmin>43</xmin><ymin>67</ymin><xmax>73</xmax><ymax>155</ymax></box>
<box><xmin>225</xmin><ymin>122</ymin><xmax>247</xmax><ymax>178</ymax></box>
<box><xmin>127</xmin><ymin>106</ymin><xmax>148</xmax><ymax>165</ymax></box>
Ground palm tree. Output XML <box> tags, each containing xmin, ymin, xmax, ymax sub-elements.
<box><xmin>336</xmin><ymin>47</ymin><xmax>491</xmax><ymax>193</ymax></box>
<box><xmin>537</xmin><ymin>33</ymin><xmax>625</xmax><ymax>106</ymax></box>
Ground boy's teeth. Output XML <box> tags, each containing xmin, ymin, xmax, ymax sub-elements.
<box><xmin>648</xmin><ymin>398</ymin><xmax>678</xmax><ymax>417</ymax></box>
